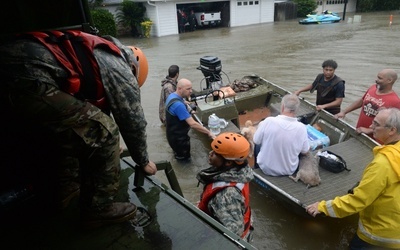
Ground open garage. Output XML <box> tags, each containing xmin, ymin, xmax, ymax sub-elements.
<box><xmin>177</xmin><ymin>1</ymin><xmax>230</xmax><ymax>31</ymax></box>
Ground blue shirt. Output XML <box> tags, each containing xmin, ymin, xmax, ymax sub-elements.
<box><xmin>165</xmin><ymin>93</ymin><xmax>191</xmax><ymax>121</ymax></box>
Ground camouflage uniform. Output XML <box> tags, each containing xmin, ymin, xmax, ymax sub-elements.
<box><xmin>196</xmin><ymin>165</ymin><xmax>254</xmax><ymax>240</ymax></box>
<box><xmin>159</xmin><ymin>76</ymin><xmax>177</xmax><ymax>124</ymax></box>
<box><xmin>0</xmin><ymin>35</ymin><xmax>149</xmax><ymax>211</ymax></box>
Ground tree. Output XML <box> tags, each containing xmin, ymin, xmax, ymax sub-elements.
<box><xmin>116</xmin><ymin>0</ymin><xmax>146</xmax><ymax>37</ymax></box>
<box><xmin>357</xmin><ymin>0</ymin><xmax>377</xmax><ymax>12</ymax></box>
<box><xmin>292</xmin><ymin>0</ymin><xmax>317</xmax><ymax>17</ymax></box>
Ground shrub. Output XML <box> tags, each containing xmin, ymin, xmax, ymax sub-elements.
<box><xmin>116</xmin><ymin>0</ymin><xmax>146</xmax><ymax>37</ymax></box>
<box><xmin>140</xmin><ymin>19</ymin><xmax>153</xmax><ymax>38</ymax></box>
<box><xmin>91</xmin><ymin>9</ymin><xmax>117</xmax><ymax>37</ymax></box>
<box><xmin>292</xmin><ymin>0</ymin><xmax>317</xmax><ymax>17</ymax></box>
<box><xmin>358</xmin><ymin>0</ymin><xmax>400</xmax><ymax>12</ymax></box>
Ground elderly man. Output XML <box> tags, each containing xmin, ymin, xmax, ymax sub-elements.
<box><xmin>307</xmin><ymin>108</ymin><xmax>400</xmax><ymax>249</ymax></box>
<box><xmin>335</xmin><ymin>69</ymin><xmax>400</xmax><ymax>140</ymax></box>
<box><xmin>253</xmin><ymin>94</ymin><xmax>309</xmax><ymax>176</ymax></box>
<box><xmin>165</xmin><ymin>78</ymin><xmax>215</xmax><ymax>160</ymax></box>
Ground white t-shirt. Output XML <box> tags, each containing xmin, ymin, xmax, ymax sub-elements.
<box><xmin>253</xmin><ymin>115</ymin><xmax>309</xmax><ymax>176</ymax></box>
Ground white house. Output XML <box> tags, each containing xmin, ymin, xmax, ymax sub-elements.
<box><xmin>101</xmin><ymin>0</ymin><xmax>357</xmax><ymax>37</ymax></box>
<box><xmin>315</xmin><ymin>0</ymin><xmax>357</xmax><ymax>14</ymax></box>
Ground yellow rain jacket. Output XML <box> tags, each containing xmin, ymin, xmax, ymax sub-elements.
<box><xmin>318</xmin><ymin>141</ymin><xmax>400</xmax><ymax>249</ymax></box>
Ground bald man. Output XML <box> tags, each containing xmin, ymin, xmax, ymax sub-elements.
<box><xmin>165</xmin><ymin>79</ymin><xmax>215</xmax><ymax>160</ymax></box>
<box><xmin>334</xmin><ymin>69</ymin><xmax>400</xmax><ymax>140</ymax></box>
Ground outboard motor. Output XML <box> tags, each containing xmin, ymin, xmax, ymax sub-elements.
<box><xmin>198</xmin><ymin>56</ymin><xmax>222</xmax><ymax>90</ymax></box>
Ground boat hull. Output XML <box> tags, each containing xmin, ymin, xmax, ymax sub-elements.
<box><xmin>192</xmin><ymin>75</ymin><xmax>378</xmax><ymax>216</ymax></box>
<box><xmin>1</xmin><ymin>158</ymin><xmax>256</xmax><ymax>249</ymax></box>
<box><xmin>299</xmin><ymin>13</ymin><xmax>341</xmax><ymax>25</ymax></box>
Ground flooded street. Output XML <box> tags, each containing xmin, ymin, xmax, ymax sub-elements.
<box><xmin>120</xmin><ymin>11</ymin><xmax>400</xmax><ymax>249</ymax></box>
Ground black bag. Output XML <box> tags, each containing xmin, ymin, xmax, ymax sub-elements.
<box><xmin>318</xmin><ymin>150</ymin><xmax>351</xmax><ymax>173</ymax></box>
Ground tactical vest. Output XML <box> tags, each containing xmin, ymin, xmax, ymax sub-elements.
<box><xmin>165</xmin><ymin>98</ymin><xmax>190</xmax><ymax>138</ymax></box>
<box><xmin>311</xmin><ymin>73</ymin><xmax>344</xmax><ymax>114</ymax></box>
<box><xmin>25</xmin><ymin>30</ymin><xmax>123</xmax><ymax>112</ymax></box>
<box><xmin>198</xmin><ymin>181</ymin><xmax>252</xmax><ymax>238</ymax></box>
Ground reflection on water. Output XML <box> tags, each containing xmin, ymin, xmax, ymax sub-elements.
<box><xmin>120</xmin><ymin>11</ymin><xmax>400</xmax><ymax>249</ymax></box>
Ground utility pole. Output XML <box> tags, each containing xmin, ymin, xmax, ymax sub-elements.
<box><xmin>343</xmin><ymin>0</ymin><xmax>348</xmax><ymax>21</ymax></box>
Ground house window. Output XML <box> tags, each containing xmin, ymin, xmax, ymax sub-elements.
<box><xmin>255</xmin><ymin>1</ymin><xmax>259</xmax><ymax>4</ymax></box>
<box><xmin>249</xmin><ymin>1</ymin><xmax>253</xmax><ymax>5</ymax></box>
<box><xmin>237</xmin><ymin>1</ymin><xmax>242</xmax><ymax>6</ymax></box>
<box><xmin>243</xmin><ymin>1</ymin><xmax>248</xmax><ymax>6</ymax></box>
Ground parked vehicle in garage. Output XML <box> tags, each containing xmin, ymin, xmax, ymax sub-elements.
<box><xmin>192</xmin><ymin>7</ymin><xmax>221</xmax><ymax>27</ymax></box>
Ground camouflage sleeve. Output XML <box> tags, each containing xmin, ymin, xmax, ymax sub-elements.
<box><xmin>163</xmin><ymin>82</ymin><xmax>176</xmax><ymax>97</ymax></box>
<box><xmin>208</xmin><ymin>187</ymin><xmax>245</xmax><ymax>236</ymax></box>
<box><xmin>94</xmin><ymin>48</ymin><xmax>149</xmax><ymax>167</ymax></box>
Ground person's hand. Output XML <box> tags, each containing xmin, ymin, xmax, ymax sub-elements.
<box><xmin>316</xmin><ymin>105</ymin><xmax>324</xmax><ymax>111</ymax></box>
<box><xmin>334</xmin><ymin>111</ymin><xmax>345</xmax><ymax>120</ymax></box>
<box><xmin>209</xmin><ymin>132</ymin><xmax>216</xmax><ymax>140</ymax></box>
<box><xmin>356</xmin><ymin>127</ymin><xmax>371</xmax><ymax>135</ymax></box>
<box><xmin>143</xmin><ymin>161</ymin><xmax>157</xmax><ymax>175</ymax></box>
<box><xmin>305</xmin><ymin>202</ymin><xmax>321</xmax><ymax>217</ymax></box>
<box><xmin>294</xmin><ymin>90</ymin><xmax>301</xmax><ymax>96</ymax></box>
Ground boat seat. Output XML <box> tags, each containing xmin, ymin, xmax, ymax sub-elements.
<box><xmin>314</xmin><ymin>118</ymin><xmax>346</xmax><ymax>145</ymax></box>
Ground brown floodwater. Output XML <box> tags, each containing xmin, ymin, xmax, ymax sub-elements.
<box><xmin>120</xmin><ymin>11</ymin><xmax>400</xmax><ymax>249</ymax></box>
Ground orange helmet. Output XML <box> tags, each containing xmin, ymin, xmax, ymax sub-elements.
<box><xmin>211</xmin><ymin>132</ymin><xmax>250</xmax><ymax>162</ymax></box>
<box><xmin>127</xmin><ymin>46</ymin><xmax>148</xmax><ymax>87</ymax></box>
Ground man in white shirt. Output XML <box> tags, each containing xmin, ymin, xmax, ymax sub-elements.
<box><xmin>253</xmin><ymin>94</ymin><xmax>310</xmax><ymax>176</ymax></box>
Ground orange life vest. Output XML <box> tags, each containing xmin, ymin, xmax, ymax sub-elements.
<box><xmin>198</xmin><ymin>181</ymin><xmax>252</xmax><ymax>238</ymax></box>
<box><xmin>25</xmin><ymin>30</ymin><xmax>123</xmax><ymax>112</ymax></box>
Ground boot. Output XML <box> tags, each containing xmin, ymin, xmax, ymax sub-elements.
<box><xmin>81</xmin><ymin>202</ymin><xmax>137</xmax><ymax>228</ymax></box>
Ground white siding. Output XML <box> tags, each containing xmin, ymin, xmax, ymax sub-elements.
<box><xmin>231</xmin><ymin>0</ymin><xmax>274</xmax><ymax>27</ymax></box>
<box><xmin>315</xmin><ymin>0</ymin><xmax>357</xmax><ymax>13</ymax></box>
<box><xmin>146</xmin><ymin>2</ymin><xmax>179</xmax><ymax>37</ymax></box>
<box><xmin>260</xmin><ymin>0</ymin><xmax>274</xmax><ymax>23</ymax></box>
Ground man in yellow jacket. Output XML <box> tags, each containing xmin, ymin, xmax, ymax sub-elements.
<box><xmin>306</xmin><ymin>107</ymin><xmax>400</xmax><ymax>249</ymax></box>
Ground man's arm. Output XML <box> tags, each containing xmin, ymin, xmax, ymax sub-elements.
<box><xmin>294</xmin><ymin>83</ymin><xmax>312</xmax><ymax>96</ymax></box>
<box><xmin>253</xmin><ymin>119</ymin><xmax>266</xmax><ymax>145</ymax></box>
<box><xmin>186</xmin><ymin>117</ymin><xmax>215</xmax><ymax>139</ymax></box>
<box><xmin>334</xmin><ymin>97</ymin><xmax>363</xmax><ymax>119</ymax></box>
<box><xmin>163</xmin><ymin>82</ymin><xmax>176</xmax><ymax>98</ymax></box>
<box><xmin>316</xmin><ymin>97</ymin><xmax>343</xmax><ymax>111</ymax></box>
<box><xmin>94</xmin><ymin>48</ymin><xmax>156</xmax><ymax>174</ymax></box>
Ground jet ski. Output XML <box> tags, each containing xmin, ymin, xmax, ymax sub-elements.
<box><xmin>299</xmin><ymin>11</ymin><xmax>341</xmax><ymax>24</ymax></box>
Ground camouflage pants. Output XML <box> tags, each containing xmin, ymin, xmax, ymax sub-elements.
<box><xmin>3</xmin><ymin>78</ymin><xmax>121</xmax><ymax>210</ymax></box>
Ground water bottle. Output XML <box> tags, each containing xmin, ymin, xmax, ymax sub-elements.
<box><xmin>208</xmin><ymin>113</ymin><xmax>221</xmax><ymax>135</ymax></box>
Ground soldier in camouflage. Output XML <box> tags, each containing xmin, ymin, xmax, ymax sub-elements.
<box><xmin>0</xmin><ymin>33</ymin><xmax>156</xmax><ymax>227</ymax></box>
<box><xmin>196</xmin><ymin>132</ymin><xmax>254</xmax><ymax>241</ymax></box>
